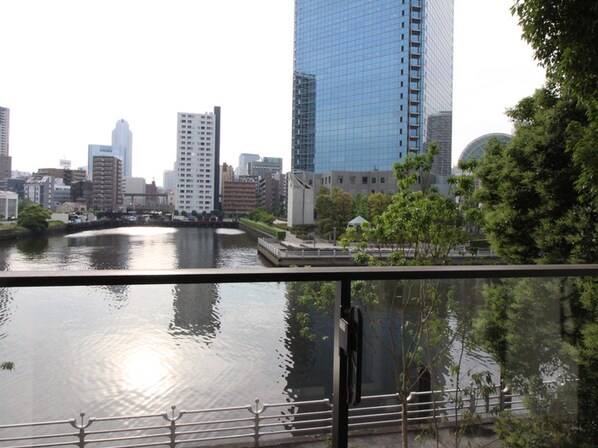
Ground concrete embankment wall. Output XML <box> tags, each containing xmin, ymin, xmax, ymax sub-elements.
<box><xmin>238</xmin><ymin>221</ymin><xmax>280</xmax><ymax>241</ymax></box>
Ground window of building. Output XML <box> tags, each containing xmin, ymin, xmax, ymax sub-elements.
<box><xmin>362</xmin><ymin>176</ymin><xmax>368</xmax><ymax>184</ymax></box>
<box><xmin>372</xmin><ymin>177</ymin><xmax>376</xmax><ymax>184</ymax></box>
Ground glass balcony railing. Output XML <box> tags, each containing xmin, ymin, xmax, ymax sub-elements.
<box><xmin>0</xmin><ymin>264</ymin><xmax>596</xmax><ymax>448</ymax></box>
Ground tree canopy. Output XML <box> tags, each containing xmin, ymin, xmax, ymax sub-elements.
<box><xmin>314</xmin><ymin>186</ymin><xmax>353</xmax><ymax>237</ymax></box>
<box><xmin>16</xmin><ymin>204</ymin><xmax>51</xmax><ymax>233</ymax></box>
<box><xmin>475</xmin><ymin>89</ymin><xmax>597</xmax><ymax>263</ymax></box>
<box><xmin>472</xmin><ymin>3</ymin><xmax>598</xmax><ymax>444</ymax></box>
<box><xmin>343</xmin><ymin>143</ymin><xmax>478</xmax><ymax>265</ymax></box>
<box><xmin>512</xmin><ymin>0</ymin><xmax>598</xmax><ymax>98</ymax></box>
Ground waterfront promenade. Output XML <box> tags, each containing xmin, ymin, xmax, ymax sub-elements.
<box><xmin>258</xmin><ymin>233</ymin><xmax>498</xmax><ymax>267</ymax></box>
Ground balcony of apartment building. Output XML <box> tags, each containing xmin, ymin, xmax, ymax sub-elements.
<box><xmin>1</xmin><ymin>264</ymin><xmax>596</xmax><ymax>448</ymax></box>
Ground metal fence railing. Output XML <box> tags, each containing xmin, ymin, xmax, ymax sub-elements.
<box><xmin>0</xmin><ymin>384</ymin><xmax>527</xmax><ymax>448</ymax></box>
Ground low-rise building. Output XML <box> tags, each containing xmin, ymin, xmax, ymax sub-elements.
<box><xmin>0</xmin><ymin>190</ymin><xmax>18</xmax><ymax>219</ymax></box>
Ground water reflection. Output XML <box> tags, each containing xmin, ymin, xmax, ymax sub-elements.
<box><xmin>169</xmin><ymin>283</ymin><xmax>220</xmax><ymax>344</ymax></box>
<box><xmin>0</xmin><ymin>227</ymin><xmax>291</xmax><ymax>423</ymax></box>
<box><xmin>16</xmin><ymin>236</ymin><xmax>49</xmax><ymax>256</ymax></box>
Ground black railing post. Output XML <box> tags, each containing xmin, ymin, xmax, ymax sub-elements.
<box><xmin>332</xmin><ymin>279</ymin><xmax>351</xmax><ymax>448</ymax></box>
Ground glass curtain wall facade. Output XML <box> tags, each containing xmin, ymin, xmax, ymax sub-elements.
<box><xmin>291</xmin><ymin>0</ymin><xmax>453</xmax><ymax>174</ymax></box>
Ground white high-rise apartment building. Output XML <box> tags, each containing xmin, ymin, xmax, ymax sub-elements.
<box><xmin>174</xmin><ymin>108</ymin><xmax>221</xmax><ymax>214</ymax></box>
<box><xmin>112</xmin><ymin>119</ymin><xmax>133</xmax><ymax>177</ymax></box>
<box><xmin>0</xmin><ymin>107</ymin><xmax>9</xmax><ymax>157</ymax></box>
<box><xmin>0</xmin><ymin>107</ymin><xmax>11</xmax><ymax>179</ymax></box>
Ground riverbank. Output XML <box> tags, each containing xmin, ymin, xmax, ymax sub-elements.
<box><xmin>0</xmin><ymin>219</ymin><xmax>240</xmax><ymax>241</ymax></box>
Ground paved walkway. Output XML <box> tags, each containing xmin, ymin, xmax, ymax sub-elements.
<box><xmin>255</xmin><ymin>425</ymin><xmax>501</xmax><ymax>447</ymax></box>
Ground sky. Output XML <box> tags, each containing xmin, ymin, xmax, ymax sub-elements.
<box><xmin>0</xmin><ymin>0</ymin><xmax>546</xmax><ymax>186</ymax></box>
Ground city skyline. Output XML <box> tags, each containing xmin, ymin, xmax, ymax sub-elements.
<box><xmin>0</xmin><ymin>0</ymin><xmax>545</xmax><ymax>185</ymax></box>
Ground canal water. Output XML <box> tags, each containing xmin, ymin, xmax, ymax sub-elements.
<box><xmin>0</xmin><ymin>227</ymin><xmax>496</xmax><ymax>425</ymax></box>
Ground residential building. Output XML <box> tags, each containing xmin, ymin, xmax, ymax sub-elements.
<box><xmin>221</xmin><ymin>162</ymin><xmax>234</xmax><ymax>184</ymax></box>
<box><xmin>222</xmin><ymin>179</ymin><xmax>257</xmax><ymax>216</ymax></box>
<box><xmin>0</xmin><ymin>107</ymin><xmax>12</xmax><ymax>180</ymax></box>
<box><xmin>112</xmin><ymin>119</ymin><xmax>133</xmax><ymax>177</ymax></box>
<box><xmin>0</xmin><ymin>107</ymin><xmax>8</xmax><ymax>157</ymax></box>
<box><xmin>25</xmin><ymin>176</ymin><xmax>54</xmax><ymax>210</ymax></box>
<box><xmin>256</xmin><ymin>173</ymin><xmax>283</xmax><ymax>215</ymax></box>
<box><xmin>291</xmin><ymin>0</ymin><xmax>453</xmax><ymax>173</ymax></box>
<box><xmin>174</xmin><ymin>108</ymin><xmax>221</xmax><ymax>214</ymax></box>
<box><xmin>219</xmin><ymin>162</ymin><xmax>235</xmax><ymax>208</ymax></box>
<box><xmin>88</xmin><ymin>145</ymin><xmax>117</xmax><ymax>180</ymax></box>
<box><xmin>91</xmin><ymin>156</ymin><xmax>124</xmax><ymax>211</ymax></box>
<box><xmin>247</xmin><ymin>157</ymin><xmax>284</xmax><ymax>215</ymax></box>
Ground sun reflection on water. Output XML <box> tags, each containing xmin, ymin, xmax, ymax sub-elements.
<box><xmin>121</xmin><ymin>346</ymin><xmax>171</xmax><ymax>391</ymax></box>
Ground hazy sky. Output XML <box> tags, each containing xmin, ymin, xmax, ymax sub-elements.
<box><xmin>1</xmin><ymin>0</ymin><xmax>545</xmax><ymax>186</ymax></box>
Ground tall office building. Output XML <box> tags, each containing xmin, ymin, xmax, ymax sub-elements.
<box><xmin>0</xmin><ymin>107</ymin><xmax>12</xmax><ymax>179</ymax></box>
<box><xmin>174</xmin><ymin>108</ymin><xmax>221</xmax><ymax>214</ymax></box>
<box><xmin>291</xmin><ymin>0</ymin><xmax>453</xmax><ymax>174</ymax></box>
<box><xmin>112</xmin><ymin>119</ymin><xmax>133</xmax><ymax>177</ymax></box>
<box><xmin>237</xmin><ymin>153</ymin><xmax>260</xmax><ymax>176</ymax></box>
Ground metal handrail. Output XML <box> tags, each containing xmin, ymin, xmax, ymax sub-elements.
<box><xmin>0</xmin><ymin>264</ymin><xmax>596</xmax><ymax>288</ymax></box>
<box><xmin>0</xmin><ymin>385</ymin><xmax>526</xmax><ymax>448</ymax></box>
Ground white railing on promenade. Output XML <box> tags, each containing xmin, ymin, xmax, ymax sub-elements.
<box><xmin>257</xmin><ymin>238</ymin><xmax>495</xmax><ymax>263</ymax></box>
<box><xmin>0</xmin><ymin>385</ymin><xmax>523</xmax><ymax>448</ymax></box>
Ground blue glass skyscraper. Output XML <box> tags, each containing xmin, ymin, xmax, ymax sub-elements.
<box><xmin>291</xmin><ymin>0</ymin><xmax>453</xmax><ymax>174</ymax></box>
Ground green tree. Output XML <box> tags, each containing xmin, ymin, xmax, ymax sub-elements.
<box><xmin>473</xmin><ymin>3</ymin><xmax>598</xmax><ymax>442</ymax></box>
<box><xmin>366</xmin><ymin>192</ymin><xmax>392</xmax><ymax>221</ymax></box>
<box><xmin>337</xmin><ymin>145</ymin><xmax>482</xmax><ymax>447</ymax></box>
<box><xmin>344</xmin><ymin>143</ymin><xmax>477</xmax><ymax>266</ymax></box>
<box><xmin>512</xmin><ymin>0</ymin><xmax>598</xmax><ymax>99</ymax></box>
<box><xmin>314</xmin><ymin>186</ymin><xmax>353</xmax><ymax>238</ymax></box>
<box><xmin>16</xmin><ymin>204</ymin><xmax>51</xmax><ymax>233</ymax></box>
<box><xmin>249</xmin><ymin>207</ymin><xmax>276</xmax><ymax>225</ymax></box>
<box><xmin>476</xmin><ymin>89</ymin><xmax>597</xmax><ymax>263</ymax></box>
<box><xmin>351</xmin><ymin>192</ymin><xmax>368</xmax><ymax>219</ymax></box>
<box><xmin>474</xmin><ymin>91</ymin><xmax>598</xmax><ymax>446</ymax></box>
